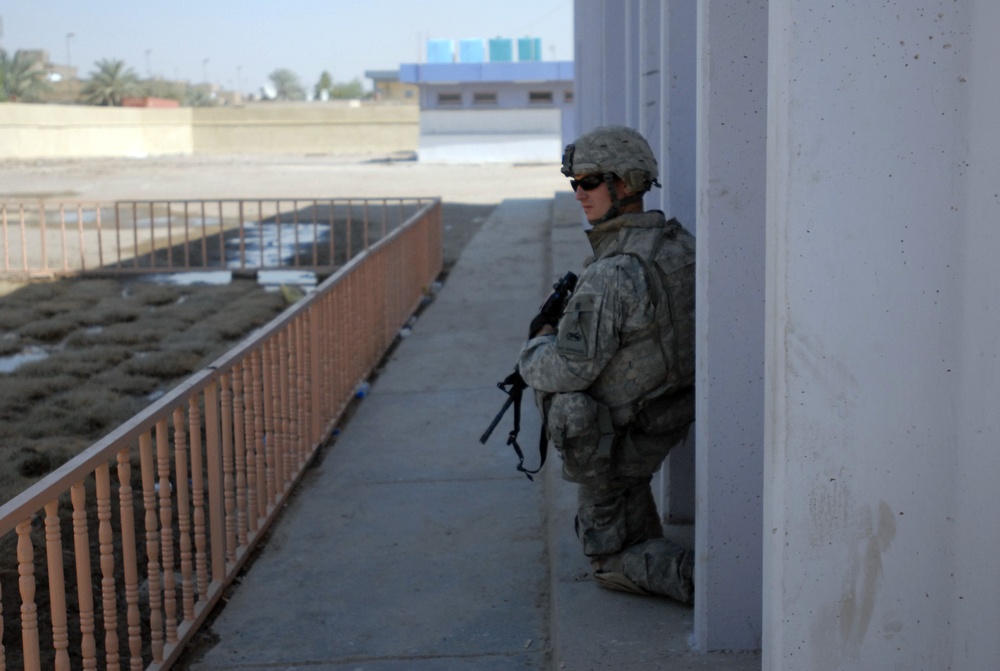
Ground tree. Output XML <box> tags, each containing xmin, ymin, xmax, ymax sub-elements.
<box><xmin>80</xmin><ymin>59</ymin><xmax>140</xmax><ymax>106</ymax></box>
<box><xmin>0</xmin><ymin>49</ymin><xmax>51</xmax><ymax>102</ymax></box>
<box><xmin>268</xmin><ymin>68</ymin><xmax>306</xmax><ymax>101</ymax></box>
<box><xmin>141</xmin><ymin>78</ymin><xmax>184</xmax><ymax>104</ymax></box>
<box><xmin>314</xmin><ymin>71</ymin><xmax>334</xmax><ymax>100</ymax></box>
<box><xmin>184</xmin><ymin>87</ymin><xmax>215</xmax><ymax>108</ymax></box>
<box><xmin>330</xmin><ymin>78</ymin><xmax>364</xmax><ymax>100</ymax></box>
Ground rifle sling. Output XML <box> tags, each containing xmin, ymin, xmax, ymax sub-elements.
<box><xmin>501</xmin><ymin>379</ymin><xmax>547</xmax><ymax>481</ymax></box>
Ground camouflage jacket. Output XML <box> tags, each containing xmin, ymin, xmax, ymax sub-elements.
<box><xmin>519</xmin><ymin>210</ymin><xmax>695</xmax><ymax>426</ymax></box>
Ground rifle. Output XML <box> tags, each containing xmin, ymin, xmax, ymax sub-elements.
<box><xmin>480</xmin><ymin>271</ymin><xmax>578</xmax><ymax>479</ymax></box>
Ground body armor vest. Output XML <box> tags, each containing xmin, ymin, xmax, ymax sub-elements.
<box><xmin>584</xmin><ymin>211</ymin><xmax>695</xmax><ymax>427</ymax></box>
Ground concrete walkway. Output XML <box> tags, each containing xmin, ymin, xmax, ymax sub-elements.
<box><xmin>180</xmin><ymin>193</ymin><xmax>760</xmax><ymax>670</ymax></box>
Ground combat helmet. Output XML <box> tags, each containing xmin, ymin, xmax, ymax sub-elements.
<box><xmin>561</xmin><ymin>126</ymin><xmax>661</xmax><ymax>222</ymax></box>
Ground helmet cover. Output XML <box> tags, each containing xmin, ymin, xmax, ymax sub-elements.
<box><xmin>561</xmin><ymin>125</ymin><xmax>659</xmax><ymax>194</ymax></box>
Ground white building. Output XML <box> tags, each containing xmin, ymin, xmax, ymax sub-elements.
<box><xmin>575</xmin><ymin>1</ymin><xmax>1000</xmax><ymax>668</ymax></box>
<box><xmin>399</xmin><ymin>60</ymin><xmax>575</xmax><ymax>163</ymax></box>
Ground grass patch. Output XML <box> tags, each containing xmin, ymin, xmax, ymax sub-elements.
<box><xmin>127</xmin><ymin>283</ymin><xmax>183</xmax><ymax>306</ymax></box>
<box><xmin>18</xmin><ymin>313</ymin><xmax>81</xmax><ymax>342</ymax></box>
<box><xmin>124</xmin><ymin>350</ymin><xmax>203</xmax><ymax>378</ymax></box>
<box><xmin>0</xmin><ymin>305</ymin><xmax>41</xmax><ymax>330</ymax></box>
<box><xmin>0</xmin><ymin>276</ymin><xmax>289</xmax><ymax>496</ymax></box>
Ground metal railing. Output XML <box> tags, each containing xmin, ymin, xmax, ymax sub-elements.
<box><xmin>0</xmin><ymin>198</ymin><xmax>443</xmax><ymax>670</ymax></box>
<box><xmin>0</xmin><ymin>198</ymin><xmax>428</xmax><ymax>278</ymax></box>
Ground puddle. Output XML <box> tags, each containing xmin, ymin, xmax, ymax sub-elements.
<box><xmin>257</xmin><ymin>270</ymin><xmax>317</xmax><ymax>291</ymax></box>
<box><xmin>229</xmin><ymin>221</ymin><xmax>326</xmax><ymax>268</ymax></box>
<box><xmin>140</xmin><ymin>269</ymin><xmax>317</xmax><ymax>290</ymax></box>
<box><xmin>144</xmin><ymin>271</ymin><xmax>233</xmax><ymax>286</ymax></box>
<box><xmin>0</xmin><ymin>346</ymin><xmax>50</xmax><ymax>373</ymax></box>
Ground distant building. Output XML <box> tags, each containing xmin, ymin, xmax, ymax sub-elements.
<box><xmin>364</xmin><ymin>70</ymin><xmax>418</xmax><ymax>104</ymax></box>
<box><xmin>399</xmin><ymin>37</ymin><xmax>573</xmax><ymax>163</ymax></box>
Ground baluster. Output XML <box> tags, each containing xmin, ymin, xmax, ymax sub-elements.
<box><xmin>69</xmin><ymin>482</ymin><xmax>97</xmax><ymax>669</ymax></box>
<box><xmin>116</xmin><ymin>450</ymin><xmax>143</xmax><ymax>671</ymax></box>
<box><xmin>234</xmin><ymin>362</ymin><xmax>250</xmax><ymax>547</ymax></box>
<box><xmin>299</xmin><ymin>308</ymin><xmax>314</xmax><ymax>454</ymax></box>
<box><xmin>139</xmin><ymin>432</ymin><xmax>164</xmax><ymax>664</ymax></box>
<box><xmin>270</xmin><ymin>335</ymin><xmax>284</xmax><ymax>497</ymax></box>
<box><xmin>278</xmin><ymin>328</ymin><xmax>291</xmax><ymax>491</ymax></box>
<box><xmin>155</xmin><ymin>419</ymin><xmax>177</xmax><ymax>645</ymax></box>
<box><xmin>189</xmin><ymin>397</ymin><xmax>209</xmax><ymax>602</ymax></box>
<box><xmin>286</xmin><ymin>321</ymin><xmax>299</xmax><ymax>472</ymax></box>
<box><xmin>17</xmin><ymin>519</ymin><xmax>41</xmax><ymax>671</ymax></box>
<box><xmin>205</xmin><ymin>381</ymin><xmax>226</xmax><ymax>584</ymax></box>
<box><xmin>96</xmin><ymin>464</ymin><xmax>120</xmax><ymax>670</ymax></box>
<box><xmin>173</xmin><ymin>407</ymin><xmax>195</xmax><ymax>622</ymax></box>
<box><xmin>220</xmin><ymin>372</ymin><xmax>237</xmax><ymax>563</ymax></box>
<box><xmin>251</xmin><ymin>350</ymin><xmax>267</xmax><ymax>521</ymax></box>
<box><xmin>43</xmin><ymin>501</ymin><xmax>70</xmax><ymax>671</ymax></box>
<box><xmin>263</xmin><ymin>339</ymin><xmax>277</xmax><ymax>507</ymax></box>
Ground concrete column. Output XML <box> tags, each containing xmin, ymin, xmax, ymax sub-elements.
<box><xmin>666</xmin><ymin>0</ymin><xmax>697</xmax><ymax>228</ymax></box>
<box><xmin>693</xmin><ymin>0</ymin><xmax>767</xmax><ymax>651</ymax></box>
<box><xmin>764</xmin><ymin>2</ymin><xmax>999</xmax><ymax>668</ymax></box>
<box><xmin>572</xmin><ymin>0</ymin><xmax>604</xmax><ymax>135</ymax></box>
<box><xmin>637</xmin><ymin>0</ymin><xmax>662</xmax><ymax>154</ymax></box>
<box><xmin>661</xmin><ymin>0</ymin><xmax>699</xmax><ymax>526</ymax></box>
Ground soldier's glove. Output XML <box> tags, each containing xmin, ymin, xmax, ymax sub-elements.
<box><xmin>529</xmin><ymin>312</ymin><xmax>556</xmax><ymax>338</ymax></box>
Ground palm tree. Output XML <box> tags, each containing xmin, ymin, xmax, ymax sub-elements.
<box><xmin>0</xmin><ymin>49</ymin><xmax>52</xmax><ymax>102</ymax></box>
<box><xmin>80</xmin><ymin>59</ymin><xmax>139</xmax><ymax>106</ymax></box>
<box><xmin>268</xmin><ymin>68</ymin><xmax>306</xmax><ymax>101</ymax></box>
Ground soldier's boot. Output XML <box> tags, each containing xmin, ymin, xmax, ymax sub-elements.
<box><xmin>594</xmin><ymin>538</ymin><xmax>694</xmax><ymax>604</ymax></box>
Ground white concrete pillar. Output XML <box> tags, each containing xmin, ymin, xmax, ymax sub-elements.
<box><xmin>764</xmin><ymin>2</ymin><xmax>1000</xmax><ymax>668</ymax></box>
<box><xmin>665</xmin><ymin>0</ymin><xmax>697</xmax><ymax>228</ymax></box>
<box><xmin>660</xmin><ymin>0</ymin><xmax>699</xmax><ymax>526</ymax></box>
<box><xmin>952</xmin><ymin>4</ymin><xmax>1000</xmax><ymax>667</ymax></box>
<box><xmin>693</xmin><ymin>0</ymin><xmax>767</xmax><ymax>651</ymax></box>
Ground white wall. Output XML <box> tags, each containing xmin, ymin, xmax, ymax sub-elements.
<box><xmin>765</xmin><ymin>1</ymin><xmax>1000</xmax><ymax>668</ymax></box>
<box><xmin>417</xmin><ymin>108</ymin><xmax>563</xmax><ymax>163</ymax></box>
<box><xmin>420</xmin><ymin>108</ymin><xmax>561</xmax><ymax>134</ymax></box>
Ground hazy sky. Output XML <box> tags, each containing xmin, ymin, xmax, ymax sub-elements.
<box><xmin>0</xmin><ymin>0</ymin><xmax>573</xmax><ymax>95</ymax></box>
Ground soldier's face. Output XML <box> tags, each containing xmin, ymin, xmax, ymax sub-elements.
<box><xmin>573</xmin><ymin>174</ymin><xmax>628</xmax><ymax>223</ymax></box>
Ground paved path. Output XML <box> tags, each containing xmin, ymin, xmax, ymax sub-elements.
<box><xmin>179</xmin><ymin>193</ymin><xmax>760</xmax><ymax>670</ymax></box>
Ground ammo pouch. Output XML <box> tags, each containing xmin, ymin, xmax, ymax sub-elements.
<box><xmin>543</xmin><ymin>392</ymin><xmax>615</xmax><ymax>484</ymax></box>
<box><xmin>634</xmin><ymin>386</ymin><xmax>694</xmax><ymax>436</ymax></box>
<box><xmin>616</xmin><ymin>386</ymin><xmax>695</xmax><ymax>478</ymax></box>
<box><xmin>543</xmin><ymin>387</ymin><xmax>695</xmax><ymax>482</ymax></box>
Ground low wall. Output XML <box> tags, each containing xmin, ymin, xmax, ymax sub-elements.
<box><xmin>192</xmin><ymin>105</ymin><xmax>417</xmax><ymax>154</ymax></box>
<box><xmin>0</xmin><ymin>104</ymin><xmax>194</xmax><ymax>159</ymax></box>
<box><xmin>0</xmin><ymin>103</ymin><xmax>419</xmax><ymax>159</ymax></box>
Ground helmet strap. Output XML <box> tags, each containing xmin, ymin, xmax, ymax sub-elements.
<box><xmin>598</xmin><ymin>173</ymin><xmax>644</xmax><ymax>224</ymax></box>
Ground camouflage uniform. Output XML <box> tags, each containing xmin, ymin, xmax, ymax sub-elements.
<box><xmin>518</xmin><ymin>209</ymin><xmax>696</xmax><ymax>603</ymax></box>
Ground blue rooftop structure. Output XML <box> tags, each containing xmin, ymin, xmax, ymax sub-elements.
<box><xmin>489</xmin><ymin>38</ymin><xmax>514</xmax><ymax>62</ymax></box>
<box><xmin>459</xmin><ymin>39</ymin><xmax>486</xmax><ymax>63</ymax></box>
<box><xmin>426</xmin><ymin>39</ymin><xmax>455</xmax><ymax>64</ymax></box>
<box><xmin>399</xmin><ymin>61</ymin><xmax>574</xmax><ymax>85</ymax></box>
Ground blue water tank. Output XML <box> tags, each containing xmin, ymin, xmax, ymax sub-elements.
<box><xmin>459</xmin><ymin>38</ymin><xmax>485</xmax><ymax>63</ymax></box>
<box><xmin>518</xmin><ymin>37</ymin><xmax>542</xmax><ymax>61</ymax></box>
<box><xmin>489</xmin><ymin>37</ymin><xmax>514</xmax><ymax>62</ymax></box>
<box><xmin>427</xmin><ymin>39</ymin><xmax>455</xmax><ymax>63</ymax></box>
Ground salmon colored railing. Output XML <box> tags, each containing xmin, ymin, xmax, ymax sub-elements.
<box><xmin>0</xmin><ymin>199</ymin><xmax>442</xmax><ymax>670</ymax></box>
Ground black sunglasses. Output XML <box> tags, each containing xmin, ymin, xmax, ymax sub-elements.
<box><xmin>570</xmin><ymin>175</ymin><xmax>605</xmax><ymax>192</ymax></box>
